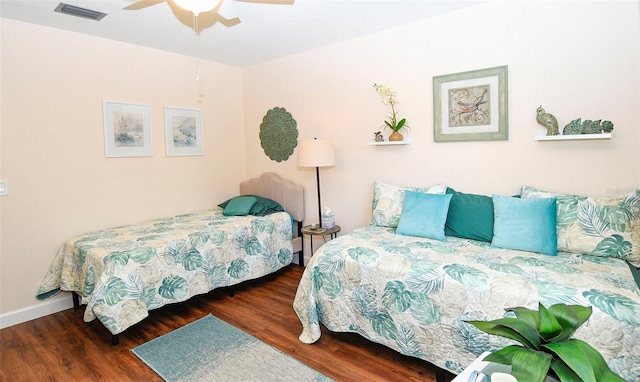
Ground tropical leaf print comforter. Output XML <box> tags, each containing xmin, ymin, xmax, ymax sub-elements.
<box><xmin>293</xmin><ymin>226</ymin><xmax>640</xmax><ymax>381</ymax></box>
<box><xmin>37</xmin><ymin>209</ymin><xmax>294</xmax><ymax>334</ymax></box>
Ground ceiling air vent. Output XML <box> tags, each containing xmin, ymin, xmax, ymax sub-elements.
<box><xmin>54</xmin><ymin>3</ymin><xmax>107</xmax><ymax>21</ymax></box>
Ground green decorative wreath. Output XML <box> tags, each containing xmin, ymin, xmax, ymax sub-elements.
<box><xmin>259</xmin><ymin>107</ymin><xmax>298</xmax><ymax>162</ymax></box>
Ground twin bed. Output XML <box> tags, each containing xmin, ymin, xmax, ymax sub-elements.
<box><xmin>294</xmin><ymin>182</ymin><xmax>640</xmax><ymax>382</ymax></box>
<box><xmin>37</xmin><ymin>172</ymin><xmax>304</xmax><ymax>344</ymax></box>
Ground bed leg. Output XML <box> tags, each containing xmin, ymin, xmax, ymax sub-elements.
<box><xmin>72</xmin><ymin>292</ymin><xmax>80</xmax><ymax>310</ymax></box>
<box><xmin>297</xmin><ymin>221</ymin><xmax>304</xmax><ymax>266</ymax></box>
<box><xmin>434</xmin><ymin>365</ymin><xmax>451</xmax><ymax>382</ymax></box>
<box><xmin>112</xmin><ymin>334</ymin><xmax>120</xmax><ymax>346</ymax></box>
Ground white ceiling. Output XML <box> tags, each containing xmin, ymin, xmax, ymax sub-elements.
<box><xmin>0</xmin><ymin>0</ymin><xmax>482</xmax><ymax>67</ymax></box>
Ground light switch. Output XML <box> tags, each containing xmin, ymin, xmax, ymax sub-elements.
<box><xmin>0</xmin><ymin>180</ymin><xmax>8</xmax><ymax>196</ymax></box>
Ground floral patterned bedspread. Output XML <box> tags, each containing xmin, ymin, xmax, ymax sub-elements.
<box><xmin>293</xmin><ymin>226</ymin><xmax>640</xmax><ymax>381</ymax></box>
<box><xmin>37</xmin><ymin>208</ymin><xmax>294</xmax><ymax>334</ymax></box>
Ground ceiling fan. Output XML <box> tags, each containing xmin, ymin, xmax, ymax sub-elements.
<box><xmin>124</xmin><ymin>0</ymin><xmax>294</xmax><ymax>79</ymax></box>
<box><xmin>124</xmin><ymin>0</ymin><xmax>294</xmax><ymax>30</ymax></box>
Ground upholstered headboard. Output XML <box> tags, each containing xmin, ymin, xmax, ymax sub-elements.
<box><xmin>239</xmin><ymin>172</ymin><xmax>305</xmax><ymax>223</ymax></box>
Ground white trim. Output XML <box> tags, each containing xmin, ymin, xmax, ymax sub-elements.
<box><xmin>535</xmin><ymin>133</ymin><xmax>611</xmax><ymax>141</ymax></box>
<box><xmin>368</xmin><ymin>140</ymin><xmax>410</xmax><ymax>146</ymax></box>
<box><xmin>0</xmin><ymin>295</ymin><xmax>74</xmax><ymax>329</ymax></box>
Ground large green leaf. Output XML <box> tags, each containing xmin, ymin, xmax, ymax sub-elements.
<box><xmin>483</xmin><ymin>345</ymin><xmax>520</xmax><ymax>364</ymax></box>
<box><xmin>550</xmin><ymin>358</ymin><xmax>582</xmax><ymax>382</ymax></box>
<box><xmin>511</xmin><ymin>347</ymin><xmax>553</xmax><ymax>382</ymax></box>
<box><xmin>538</xmin><ymin>303</ymin><xmax>563</xmax><ymax>342</ymax></box>
<box><xmin>507</xmin><ymin>306</ymin><xmax>539</xmax><ymax>330</ymax></box>
<box><xmin>466</xmin><ymin>317</ymin><xmax>540</xmax><ymax>349</ymax></box>
<box><xmin>546</xmin><ymin>304</ymin><xmax>592</xmax><ymax>342</ymax></box>
<box><xmin>544</xmin><ymin>339</ymin><xmax>624</xmax><ymax>382</ymax></box>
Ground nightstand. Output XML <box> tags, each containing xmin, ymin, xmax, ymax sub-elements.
<box><xmin>452</xmin><ymin>352</ymin><xmax>557</xmax><ymax>382</ymax></box>
<box><xmin>301</xmin><ymin>225</ymin><xmax>341</xmax><ymax>257</ymax></box>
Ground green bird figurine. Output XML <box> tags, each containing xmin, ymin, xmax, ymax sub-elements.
<box><xmin>536</xmin><ymin>106</ymin><xmax>559</xmax><ymax>136</ymax></box>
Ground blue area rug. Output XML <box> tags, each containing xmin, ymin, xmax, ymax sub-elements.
<box><xmin>131</xmin><ymin>314</ymin><xmax>332</xmax><ymax>382</ymax></box>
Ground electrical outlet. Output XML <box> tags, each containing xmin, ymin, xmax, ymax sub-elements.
<box><xmin>0</xmin><ymin>180</ymin><xmax>8</xmax><ymax>196</ymax></box>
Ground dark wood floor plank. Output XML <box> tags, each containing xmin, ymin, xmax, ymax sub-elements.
<box><xmin>1</xmin><ymin>265</ymin><xmax>444</xmax><ymax>381</ymax></box>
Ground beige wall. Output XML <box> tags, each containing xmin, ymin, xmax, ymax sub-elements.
<box><xmin>1</xmin><ymin>1</ymin><xmax>639</xmax><ymax>326</ymax></box>
<box><xmin>242</xmin><ymin>1</ymin><xmax>640</xmax><ymax>252</ymax></box>
<box><xmin>0</xmin><ymin>19</ymin><xmax>246</xmax><ymax>324</ymax></box>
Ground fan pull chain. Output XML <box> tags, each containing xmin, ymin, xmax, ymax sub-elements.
<box><xmin>193</xmin><ymin>12</ymin><xmax>202</xmax><ymax>80</ymax></box>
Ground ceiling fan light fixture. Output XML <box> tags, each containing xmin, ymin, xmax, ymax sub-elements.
<box><xmin>173</xmin><ymin>0</ymin><xmax>220</xmax><ymax>15</ymax></box>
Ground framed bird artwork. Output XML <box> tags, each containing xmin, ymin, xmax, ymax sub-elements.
<box><xmin>433</xmin><ymin>65</ymin><xmax>509</xmax><ymax>142</ymax></box>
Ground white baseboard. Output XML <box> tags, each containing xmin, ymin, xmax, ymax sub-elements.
<box><xmin>0</xmin><ymin>295</ymin><xmax>74</xmax><ymax>329</ymax></box>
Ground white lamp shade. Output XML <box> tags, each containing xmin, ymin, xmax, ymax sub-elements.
<box><xmin>173</xmin><ymin>0</ymin><xmax>219</xmax><ymax>15</ymax></box>
<box><xmin>297</xmin><ymin>139</ymin><xmax>336</xmax><ymax>168</ymax></box>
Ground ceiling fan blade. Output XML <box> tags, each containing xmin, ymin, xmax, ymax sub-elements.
<box><xmin>220</xmin><ymin>16</ymin><xmax>241</xmax><ymax>28</ymax></box>
<box><xmin>123</xmin><ymin>0</ymin><xmax>167</xmax><ymax>11</ymax></box>
<box><xmin>233</xmin><ymin>0</ymin><xmax>294</xmax><ymax>4</ymax></box>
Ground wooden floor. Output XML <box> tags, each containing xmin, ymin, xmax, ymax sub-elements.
<box><xmin>1</xmin><ymin>265</ymin><xmax>454</xmax><ymax>381</ymax></box>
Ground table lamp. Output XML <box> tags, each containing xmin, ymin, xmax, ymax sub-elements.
<box><xmin>297</xmin><ymin>138</ymin><xmax>336</xmax><ymax>227</ymax></box>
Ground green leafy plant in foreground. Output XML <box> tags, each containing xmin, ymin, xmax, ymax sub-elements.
<box><xmin>465</xmin><ymin>303</ymin><xmax>624</xmax><ymax>382</ymax></box>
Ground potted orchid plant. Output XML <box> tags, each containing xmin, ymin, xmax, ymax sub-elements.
<box><xmin>373</xmin><ymin>83</ymin><xmax>409</xmax><ymax>141</ymax></box>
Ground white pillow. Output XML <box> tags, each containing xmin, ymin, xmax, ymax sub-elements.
<box><xmin>371</xmin><ymin>181</ymin><xmax>446</xmax><ymax>228</ymax></box>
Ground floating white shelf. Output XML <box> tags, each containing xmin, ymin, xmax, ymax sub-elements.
<box><xmin>368</xmin><ymin>141</ymin><xmax>410</xmax><ymax>146</ymax></box>
<box><xmin>535</xmin><ymin>133</ymin><xmax>612</xmax><ymax>141</ymax></box>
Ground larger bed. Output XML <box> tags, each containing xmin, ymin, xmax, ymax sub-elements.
<box><xmin>294</xmin><ymin>182</ymin><xmax>640</xmax><ymax>381</ymax></box>
<box><xmin>37</xmin><ymin>172</ymin><xmax>304</xmax><ymax>343</ymax></box>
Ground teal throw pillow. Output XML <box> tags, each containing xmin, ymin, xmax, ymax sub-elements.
<box><xmin>218</xmin><ymin>195</ymin><xmax>284</xmax><ymax>216</ymax></box>
<box><xmin>444</xmin><ymin>187</ymin><xmax>494</xmax><ymax>242</ymax></box>
<box><xmin>491</xmin><ymin>194</ymin><xmax>558</xmax><ymax>256</ymax></box>
<box><xmin>222</xmin><ymin>196</ymin><xmax>257</xmax><ymax>216</ymax></box>
<box><xmin>396</xmin><ymin>191</ymin><xmax>452</xmax><ymax>241</ymax></box>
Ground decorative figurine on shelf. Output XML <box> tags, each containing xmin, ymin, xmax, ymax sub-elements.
<box><xmin>563</xmin><ymin>118</ymin><xmax>614</xmax><ymax>135</ymax></box>
<box><xmin>536</xmin><ymin>106</ymin><xmax>559</xmax><ymax>136</ymax></box>
<box><xmin>374</xmin><ymin>131</ymin><xmax>384</xmax><ymax>142</ymax></box>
